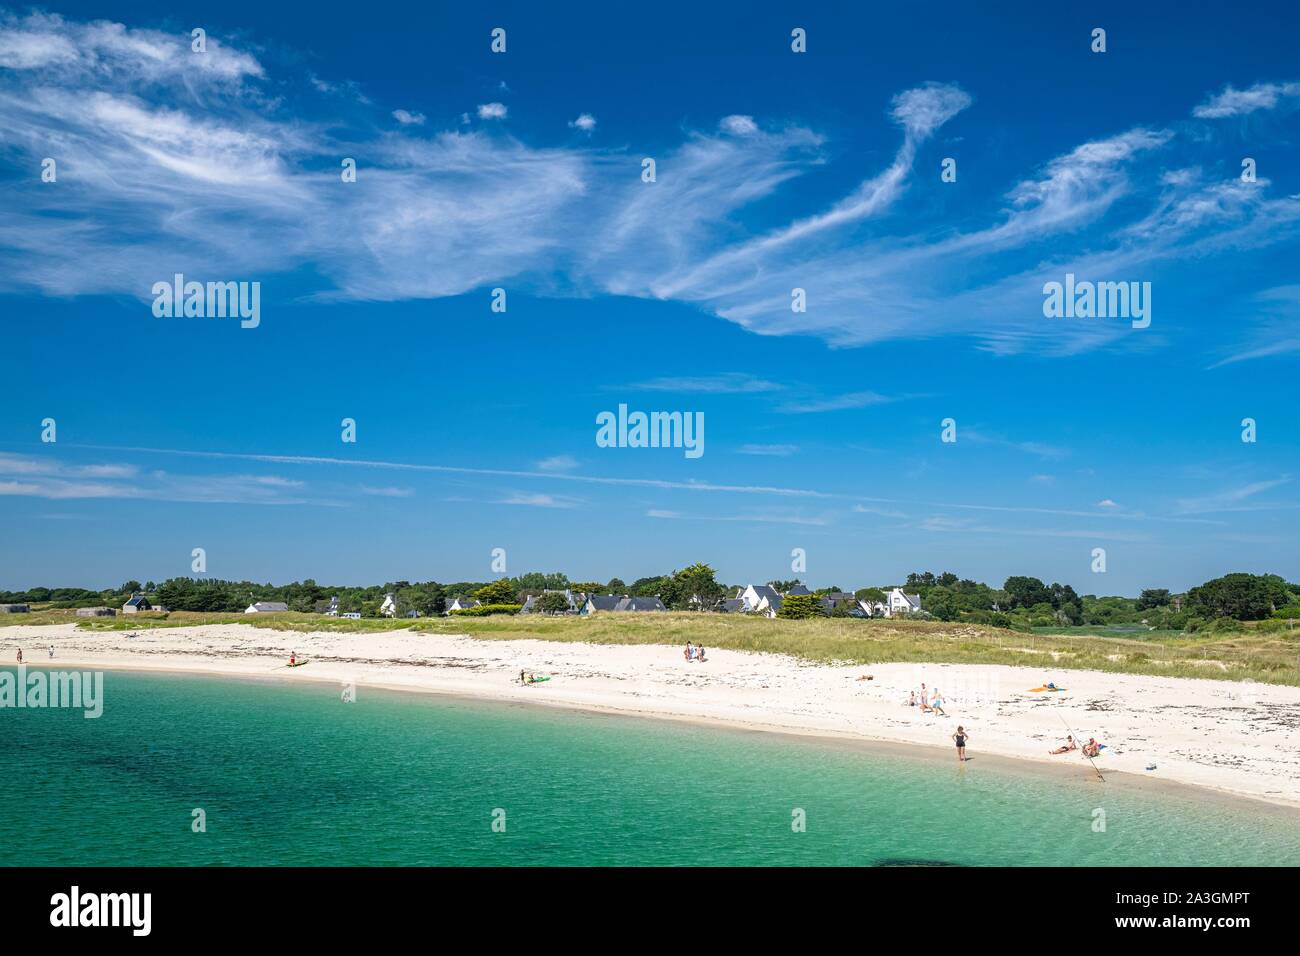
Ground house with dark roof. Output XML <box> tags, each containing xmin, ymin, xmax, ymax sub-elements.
<box><xmin>737</xmin><ymin>584</ymin><xmax>782</xmax><ymax>616</ymax></box>
<box><xmin>519</xmin><ymin>589</ymin><xmax>584</xmax><ymax>615</ymax></box>
<box><xmin>122</xmin><ymin>595</ymin><xmax>152</xmax><ymax>614</ymax></box>
<box><xmin>580</xmin><ymin>594</ymin><xmax>623</xmax><ymax>614</ymax></box>
<box><xmin>785</xmin><ymin>584</ymin><xmax>813</xmax><ymax>596</ymax></box>
<box><xmin>245</xmin><ymin>601</ymin><xmax>289</xmax><ymax>614</ymax></box>
<box><xmin>446</xmin><ymin>597</ymin><xmax>481</xmax><ymax>613</ymax></box>
<box><xmin>615</xmin><ymin>596</ymin><xmax>666</xmax><ymax>612</ymax></box>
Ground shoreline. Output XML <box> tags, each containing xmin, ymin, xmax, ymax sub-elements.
<box><xmin>4</xmin><ymin>621</ymin><xmax>1300</xmax><ymax>812</ymax></box>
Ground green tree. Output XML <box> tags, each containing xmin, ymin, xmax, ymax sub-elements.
<box><xmin>475</xmin><ymin>579</ymin><xmax>518</xmax><ymax>605</ymax></box>
<box><xmin>1003</xmin><ymin>576</ymin><xmax>1051</xmax><ymax>610</ymax></box>
<box><xmin>776</xmin><ymin>594</ymin><xmax>825</xmax><ymax>619</ymax></box>
<box><xmin>673</xmin><ymin>562</ymin><xmax>725</xmax><ymax>609</ymax></box>
<box><xmin>855</xmin><ymin>587</ymin><xmax>886</xmax><ymax>605</ymax></box>
<box><xmin>1186</xmin><ymin>573</ymin><xmax>1276</xmax><ymax>620</ymax></box>
<box><xmin>1136</xmin><ymin>588</ymin><xmax>1172</xmax><ymax>610</ymax></box>
<box><xmin>536</xmin><ymin>591</ymin><xmax>571</xmax><ymax>614</ymax></box>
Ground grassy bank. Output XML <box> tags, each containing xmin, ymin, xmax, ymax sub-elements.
<box><xmin>5</xmin><ymin>608</ymin><xmax>1297</xmax><ymax>686</ymax></box>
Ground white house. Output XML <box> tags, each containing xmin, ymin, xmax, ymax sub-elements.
<box><xmin>446</xmin><ymin>597</ymin><xmax>481</xmax><ymax>613</ymax></box>
<box><xmin>857</xmin><ymin>587</ymin><xmax>922</xmax><ymax>618</ymax></box>
<box><xmin>737</xmin><ymin>584</ymin><xmax>783</xmax><ymax>617</ymax></box>
<box><xmin>245</xmin><ymin>601</ymin><xmax>289</xmax><ymax>614</ymax></box>
<box><xmin>887</xmin><ymin>587</ymin><xmax>922</xmax><ymax>616</ymax></box>
<box><xmin>519</xmin><ymin>589</ymin><xmax>584</xmax><ymax>614</ymax></box>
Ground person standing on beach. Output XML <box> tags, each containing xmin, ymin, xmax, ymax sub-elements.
<box><xmin>697</xmin><ymin>644</ymin><xmax>706</xmax><ymax>663</ymax></box>
<box><xmin>684</xmin><ymin>642</ymin><xmax>694</xmax><ymax>662</ymax></box>
<box><xmin>952</xmin><ymin>727</ymin><xmax>970</xmax><ymax>763</ymax></box>
<box><xmin>931</xmin><ymin>689</ymin><xmax>946</xmax><ymax>716</ymax></box>
<box><xmin>48</xmin><ymin>645</ymin><xmax>54</xmax><ymax>658</ymax></box>
<box><xmin>15</xmin><ymin>648</ymin><xmax>21</xmax><ymax>664</ymax></box>
<box><xmin>919</xmin><ymin>683</ymin><xmax>931</xmax><ymax>712</ymax></box>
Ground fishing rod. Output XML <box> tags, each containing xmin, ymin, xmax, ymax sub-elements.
<box><xmin>1056</xmin><ymin>709</ymin><xmax>1104</xmax><ymax>782</ymax></box>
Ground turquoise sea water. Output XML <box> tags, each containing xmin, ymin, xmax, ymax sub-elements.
<box><xmin>2</xmin><ymin>667</ymin><xmax>1298</xmax><ymax>866</ymax></box>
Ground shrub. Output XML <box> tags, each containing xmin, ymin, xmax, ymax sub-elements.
<box><xmin>776</xmin><ymin>594</ymin><xmax>825</xmax><ymax>619</ymax></box>
<box><xmin>450</xmin><ymin>603</ymin><xmax>522</xmax><ymax>617</ymax></box>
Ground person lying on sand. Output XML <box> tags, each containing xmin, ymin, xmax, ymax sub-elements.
<box><xmin>1049</xmin><ymin>736</ymin><xmax>1078</xmax><ymax>755</ymax></box>
<box><xmin>1082</xmin><ymin>738</ymin><xmax>1101</xmax><ymax>758</ymax></box>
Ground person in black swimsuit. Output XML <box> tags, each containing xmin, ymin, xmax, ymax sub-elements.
<box><xmin>952</xmin><ymin>726</ymin><xmax>970</xmax><ymax>763</ymax></box>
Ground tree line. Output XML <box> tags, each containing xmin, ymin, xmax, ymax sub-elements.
<box><xmin>4</xmin><ymin>567</ymin><xmax>1296</xmax><ymax>627</ymax></box>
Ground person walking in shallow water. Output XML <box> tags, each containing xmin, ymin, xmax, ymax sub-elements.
<box><xmin>952</xmin><ymin>726</ymin><xmax>970</xmax><ymax>763</ymax></box>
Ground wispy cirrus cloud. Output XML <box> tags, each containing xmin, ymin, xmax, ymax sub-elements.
<box><xmin>738</xmin><ymin>443</ymin><xmax>798</xmax><ymax>457</ymax></box>
<box><xmin>360</xmin><ymin>485</ymin><xmax>414</xmax><ymax>497</ymax></box>
<box><xmin>500</xmin><ymin>492</ymin><xmax>580</xmax><ymax>508</ymax></box>
<box><xmin>4</xmin><ymin>12</ymin><xmax>1299</xmax><ymax>360</ymax></box>
<box><xmin>777</xmin><ymin>391</ymin><xmax>898</xmax><ymax>414</ymax></box>
<box><xmin>1176</xmin><ymin>477</ymin><xmax>1293</xmax><ymax>514</ymax></box>
<box><xmin>624</xmin><ymin>373</ymin><xmax>783</xmax><ymax>394</ymax></box>
<box><xmin>0</xmin><ymin>451</ymin><xmax>322</xmax><ymax>504</ymax></box>
<box><xmin>1193</xmin><ymin>81</ymin><xmax>1300</xmax><ymax>118</ymax></box>
<box><xmin>535</xmin><ymin>455</ymin><xmax>579</xmax><ymax>472</ymax></box>
<box><xmin>647</xmin><ymin>508</ymin><xmax>831</xmax><ymax>526</ymax></box>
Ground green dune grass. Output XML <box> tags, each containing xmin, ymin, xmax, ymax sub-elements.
<box><xmin>8</xmin><ymin>607</ymin><xmax>1297</xmax><ymax>687</ymax></box>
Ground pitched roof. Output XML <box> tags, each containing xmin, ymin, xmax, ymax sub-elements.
<box><xmin>249</xmin><ymin>601</ymin><xmax>289</xmax><ymax>612</ymax></box>
<box><xmin>585</xmin><ymin>595</ymin><xmax>622</xmax><ymax>611</ymax></box>
<box><xmin>785</xmin><ymin>584</ymin><xmax>812</xmax><ymax>596</ymax></box>
<box><xmin>615</xmin><ymin>596</ymin><xmax>666</xmax><ymax>612</ymax></box>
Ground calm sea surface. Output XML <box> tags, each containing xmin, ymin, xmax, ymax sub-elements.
<box><xmin>3</xmin><ymin>667</ymin><xmax>1297</xmax><ymax>866</ymax></box>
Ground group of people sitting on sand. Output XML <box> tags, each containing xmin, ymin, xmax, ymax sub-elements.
<box><xmin>1049</xmin><ymin>735</ymin><xmax>1102</xmax><ymax>758</ymax></box>
<box><xmin>683</xmin><ymin>642</ymin><xmax>707</xmax><ymax>663</ymax></box>
<box><xmin>906</xmin><ymin>682</ymin><xmax>946</xmax><ymax>716</ymax></box>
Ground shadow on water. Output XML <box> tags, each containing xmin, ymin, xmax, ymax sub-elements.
<box><xmin>873</xmin><ymin>858</ymin><xmax>966</xmax><ymax>867</ymax></box>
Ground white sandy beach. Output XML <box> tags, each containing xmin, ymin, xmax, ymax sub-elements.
<box><xmin>4</xmin><ymin>622</ymin><xmax>1299</xmax><ymax>810</ymax></box>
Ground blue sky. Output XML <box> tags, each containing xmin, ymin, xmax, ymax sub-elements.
<box><xmin>1</xmin><ymin>1</ymin><xmax>1298</xmax><ymax>594</ymax></box>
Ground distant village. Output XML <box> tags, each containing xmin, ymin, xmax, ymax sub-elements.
<box><xmin>261</xmin><ymin>583</ymin><xmax>922</xmax><ymax>620</ymax></box>
<box><xmin>0</xmin><ymin>584</ymin><xmax>923</xmax><ymax>620</ymax></box>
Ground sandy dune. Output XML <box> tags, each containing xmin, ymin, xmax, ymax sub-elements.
<box><xmin>4</xmin><ymin>622</ymin><xmax>1299</xmax><ymax>809</ymax></box>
